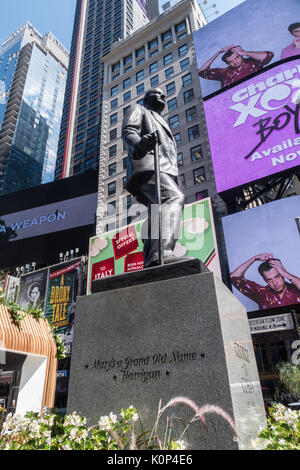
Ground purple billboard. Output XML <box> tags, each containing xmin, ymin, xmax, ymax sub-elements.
<box><xmin>193</xmin><ymin>0</ymin><xmax>300</xmax><ymax>193</ymax></box>
<box><xmin>204</xmin><ymin>59</ymin><xmax>300</xmax><ymax>192</ymax></box>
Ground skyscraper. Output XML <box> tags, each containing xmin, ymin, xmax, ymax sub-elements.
<box><xmin>54</xmin><ymin>0</ymin><xmax>150</xmax><ymax>181</ymax></box>
<box><xmin>0</xmin><ymin>22</ymin><xmax>69</xmax><ymax>195</ymax></box>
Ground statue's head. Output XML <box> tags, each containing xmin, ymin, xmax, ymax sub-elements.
<box><xmin>143</xmin><ymin>88</ymin><xmax>166</xmax><ymax>113</ymax></box>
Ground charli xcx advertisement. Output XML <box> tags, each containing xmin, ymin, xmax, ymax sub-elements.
<box><xmin>193</xmin><ymin>0</ymin><xmax>300</xmax><ymax>193</ymax></box>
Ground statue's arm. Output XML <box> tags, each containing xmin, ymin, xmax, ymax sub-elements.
<box><xmin>122</xmin><ymin>106</ymin><xmax>155</xmax><ymax>159</ymax></box>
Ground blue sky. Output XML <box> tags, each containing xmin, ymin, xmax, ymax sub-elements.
<box><xmin>0</xmin><ymin>0</ymin><xmax>245</xmax><ymax>51</ymax></box>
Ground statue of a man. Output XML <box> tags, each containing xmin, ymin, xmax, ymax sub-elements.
<box><xmin>122</xmin><ymin>88</ymin><xmax>188</xmax><ymax>268</ymax></box>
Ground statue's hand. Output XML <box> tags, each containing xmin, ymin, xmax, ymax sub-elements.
<box><xmin>134</xmin><ymin>132</ymin><xmax>157</xmax><ymax>158</ymax></box>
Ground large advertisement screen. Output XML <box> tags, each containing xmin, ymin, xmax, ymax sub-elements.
<box><xmin>222</xmin><ymin>196</ymin><xmax>300</xmax><ymax>313</ymax></box>
<box><xmin>0</xmin><ymin>193</ymin><xmax>97</xmax><ymax>242</ymax></box>
<box><xmin>193</xmin><ymin>0</ymin><xmax>300</xmax><ymax>193</ymax></box>
<box><xmin>87</xmin><ymin>199</ymin><xmax>221</xmax><ymax>295</ymax></box>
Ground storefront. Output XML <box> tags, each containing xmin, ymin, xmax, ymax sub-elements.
<box><xmin>0</xmin><ymin>305</ymin><xmax>57</xmax><ymax>415</ymax></box>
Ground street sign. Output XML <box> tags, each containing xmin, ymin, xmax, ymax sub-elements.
<box><xmin>249</xmin><ymin>313</ymin><xmax>295</xmax><ymax>335</ymax></box>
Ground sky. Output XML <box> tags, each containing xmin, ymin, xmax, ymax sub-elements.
<box><xmin>0</xmin><ymin>0</ymin><xmax>245</xmax><ymax>52</ymax></box>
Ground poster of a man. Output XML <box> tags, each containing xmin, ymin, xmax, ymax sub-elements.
<box><xmin>281</xmin><ymin>22</ymin><xmax>300</xmax><ymax>59</ymax></box>
<box><xmin>198</xmin><ymin>45</ymin><xmax>274</xmax><ymax>89</ymax></box>
<box><xmin>230</xmin><ymin>253</ymin><xmax>300</xmax><ymax>311</ymax></box>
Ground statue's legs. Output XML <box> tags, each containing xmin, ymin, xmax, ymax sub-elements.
<box><xmin>138</xmin><ymin>172</ymin><xmax>185</xmax><ymax>268</ymax></box>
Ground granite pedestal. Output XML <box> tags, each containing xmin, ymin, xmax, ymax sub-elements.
<box><xmin>67</xmin><ymin>261</ymin><xmax>266</xmax><ymax>450</ymax></box>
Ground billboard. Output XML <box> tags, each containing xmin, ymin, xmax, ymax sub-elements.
<box><xmin>87</xmin><ymin>199</ymin><xmax>221</xmax><ymax>295</ymax></box>
<box><xmin>17</xmin><ymin>268</ymin><xmax>49</xmax><ymax>312</ymax></box>
<box><xmin>4</xmin><ymin>275</ymin><xmax>20</xmax><ymax>303</ymax></box>
<box><xmin>193</xmin><ymin>0</ymin><xmax>300</xmax><ymax>192</ymax></box>
<box><xmin>222</xmin><ymin>195</ymin><xmax>300</xmax><ymax>313</ymax></box>
<box><xmin>44</xmin><ymin>258</ymin><xmax>82</xmax><ymax>332</ymax></box>
<box><xmin>0</xmin><ymin>193</ymin><xmax>97</xmax><ymax>242</ymax></box>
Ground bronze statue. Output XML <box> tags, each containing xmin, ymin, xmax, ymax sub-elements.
<box><xmin>122</xmin><ymin>88</ymin><xmax>190</xmax><ymax>268</ymax></box>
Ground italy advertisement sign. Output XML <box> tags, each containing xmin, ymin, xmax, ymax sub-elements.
<box><xmin>87</xmin><ymin>199</ymin><xmax>221</xmax><ymax>295</ymax></box>
<box><xmin>193</xmin><ymin>0</ymin><xmax>300</xmax><ymax>192</ymax></box>
<box><xmin>222</xmin><ymin>195</ymin><xmax>300</xmax><ymax>313</ymax></box>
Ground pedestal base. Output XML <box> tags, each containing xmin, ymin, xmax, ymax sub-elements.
<box><xmin>68</xmin><ymin>268</ymin><xmax>266</xmax><ymax>450</ymax></box>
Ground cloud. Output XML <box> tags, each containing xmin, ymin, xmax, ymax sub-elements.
<box><xmin>90</xmin><ymin>238</ymin><xmax>108</xmax><ymax>257</ymax></box>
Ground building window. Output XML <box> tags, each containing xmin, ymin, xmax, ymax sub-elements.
<box><xmin>148</xmin><ymin>38</ymin><xmax>158</xmax><ymax>49</ymax></box>
<box><xmin>150</xmin><ymin>75</ymin><xmax>159</xmax><ymax>88</ymax></box>
<box><xmin>111</xmin><ymin>85</ymin><xmax>118</xmax><ymax>97</ymax></box>
<box><xmin>110</xmin><ymin>128</ymin><xmax>117</xmax><ymax>141</ymax></box>
<box><xmin>112</xmin><ymin>61</ymin><xmax>120</xmax><ymax>73</ymax></box>
<box><xmin>190</xmin><ymin>145</ymin><xmax>203</xmax><ymax>162</ymax></box>
<box><xmin>174</xmin><ymin>132</ymin><xmax>181</xmax><ymax>146</ymax></box>
<box><xmin>123</xmin><ymin>91</ymin><xmax>131</xmax><ymax>103</ymax></box>
<box><xmin>136</xmin><ymin>69</ymin><xmax>144</xmax><ymax>82</ymax></box>
<box><xmin>193</xmin><ymin>167</ymin><xmax>206</xmax><ymax>184</ymax></box>
<box><xmin>150</xmin><ymin>49</ymin><xmax>158</xmax><ymax>57</ymax></box>
<box><xmin>163</xmin><ymin>53</ymin><xmax>172</xmax><ymax>66</ymax></box>
<box><xmin>123</xmin><ymin>106</ymin><xmax>130</xmax><ymax>117</ymax></box>
<box><xmin>165</xmin><ymin>66</ymin><xmax>174</xmax><ymax>80</ymax></box>
<box><xmin>109</xmin><ymin>145</ymin><xmax>117</xmax><ymax>158</ymax></box>
<box><xmin>178</xmin><ymin>44</ymin><xmax>188</xmax><ymax>57</ymax></box>
<box><xmin>167</xmin><ymin>97</ymin><xmax>177</xmax><ymax>111</ymax></box>
<box><xmin>175</xmin><ymin>20</ymin><xmax>186</xmax><ymax>33</ymax></box>
<box><xmin>137</xmin><ymin>57</ymin><xmax>145</xmax><ymax>65</ymax></box>
<box><xmin>180</xmin><ymin>57</ymin><xmax>190</xmax><ymax>71</ymax></box>
<box><xmin>177</xmin><ymin>32</ymin><xmax>187</xmax><ymax>40</ymax></box>
<box><xmin>164</xmin><ymin>41</ymin><xmax>172</xmax><ymax>49</ymax></box>
<box><xmin>149</xmin><ymin>62</ymin><xmax>158</xmax><ymax>74</ymax></box>
<box><xmin>110</xmin><ymin>112</ymin><xmax>118</xmax><ymax>126</ymax></box>
<box><xmin>169</xmin><ymin>115</ymin><xmax>179</xmax><ymax>129</ymax></box>
<box><xmin>136</xmin><ymin>83</ymin><xmax>144</xmax><ymax>95</ymax></box>
<box><xmin>107</xmin><ymin>200</ymin><xmax>116</xmax><ymax>216</ymax></box>
<box><xmin>111</xmin><ymin>98</ymin><xmax>118</xmax><ymax>110</ymax></box>
<box><xmin>123</xmin><ymin>77</ymin><xmax>131</xmax><ymax>89</ymax></box>
<box><xmin>182</xmin><ymin>73</ymin><xmax>192</xmax><ymax>87</ymax></box>
<box><xmin>177</xmin><ymin>152</ymin><xmax>183</xmax><ymax>167</ymax></box>
<box><xmin>123</xmin><ymin>54</ymin><xmax>132</xmax><ymax>66</ymax></box>
<box><xmin>183</xmin><ymin>88</ymin><xmax>194</xmax><ymax>104</ymax></box>
<box><xmin>188</xmin><ymin>125</ymin><xmax>200</xmax><ymax>141</ymax></box>
<box><xmin>162</xmin><ymin>29</ymin><xmax>172</xmax><ymax>42</ymax></box>
<box><xmin>166</xmin><ymin>81</ymin><xmax>175</xmax><ymax>96</ymax></box>
<box><xmin>123</xmin><ymin>157</ymin><xmax>128</xmax><ymax>170</ymax></box>
<box><xmin>185</xmin><ymin>106</ymin><xmax>197</xmax><ymax>122</ymax></box>
<box><xmin>108</xmin><ymin>181</ymin><xmax>116</xmax><ymax>196</ymax></box>
<box><xmin>136</xmin><ymin>46</ymin><xmax>145</xmax><ymax>58</ymax></box>
<box><xmin>123</xmin><ymin>176</ymin><xmax>127</xmax><ymax>189</ymax></box>
<box><xmin>109</xmin><ymin>162</ymin><xmax>117</xmax><ymax>176</ymax></box>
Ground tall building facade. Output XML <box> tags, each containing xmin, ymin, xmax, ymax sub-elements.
<box><xmin>96</xmin><ymin>0</ymin><xmax>218</xmax><ymax>234</ymax></box>
<box><xmin>54</xmin><ymin>0</ymin><xmax>150</xmax><ymax>181</ymax></box>
<box><xmin>0</xmin><ymin>22</ymin><xmax>68</xmax><ymax>195</ymax></box>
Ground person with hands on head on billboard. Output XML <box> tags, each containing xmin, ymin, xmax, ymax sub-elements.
<box><xmin>230</xmin><ymin>253</ymin><xmax>300</xmax><ymax>310</ymax></box>
<box><xmin>198</xmin><ymin>45</ymin><xmax>274</xmax><ymax>89</ymax></box>
<box><xmin>281</xmin><ymin>23</ymin><xmax>300</xmax><ymax>59</ymax></box>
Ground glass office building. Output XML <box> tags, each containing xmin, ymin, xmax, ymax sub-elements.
<box><xmin>54</xmin><ymin>0</ymin><xmax>150</xmax><ymax>181</ymax></box>
<box><xmin>0</xmin><ymin>23</ymin><xmax>68</xmax><ymax>195</ymax></box>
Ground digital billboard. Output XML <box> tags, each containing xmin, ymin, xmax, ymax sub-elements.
<box><xmin>0</xmin><ymin>193</ymin><xmax>97</xmax><ymax>242</ymax></box>
<box><xmin>222</xmin><ymin>196</ymin><xmax>300</xmax><ymax>313</ymax></box>
<box><xmin>193</xmin><ymin>0</ymin><xmax>300</xmax><ymax>193</ymax></box>
<box><xmin>87</xmin><ymin>199</ymin><xmax>221</xmax><ymax>295</ymax></box>
<box><xmin>17</xmin><ymin>268</ymin><xmax>49</xmax><ymax>312</ymax></box>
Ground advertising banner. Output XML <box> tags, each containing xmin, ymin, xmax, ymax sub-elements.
<box><xmin>193</xmin><ymin>0</ymin><xmax>300</xmax><ymax>192</ymax></box>
<box><xmin>4</xmin><ymin>275</ymin><xmax>20</xmax><ymax>303</ymax></box>
<box><xmin>18</xmin><ymin>268</ymin><xmax>49</xmax><ymax>312</ymax></box>
<box><xmin>44</xmin><ymin>259</ymin><xmax>82</xmax><ymax>351</ymax></box>
<box><xmin>222</xmin><ymin>195</ymin><xmax>300</xmax><ymax>313</ymax></box>
<box><xmin>87</xmin><ymin>199</ymin><xmax>221</xmax><ymax>295</ymax></box>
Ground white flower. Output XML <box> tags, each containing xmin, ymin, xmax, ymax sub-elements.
<box><xmin>98</xmin><ymin>415</ymin><xmax>111</xmax><ymax>431</ymax></box>
<box><xmin>64</xmin><ymin>412</ymin><xmax>86</xmax><ymax>428</ymax></box>
<box><xmin>109</xmin><ymin>412</ymin><xmax>117</xmax><ymax>424</ymax></box>
<box><xmin>131</xmin><ymin>412</ymin><xmax>138</xmax><ymax>423</ymax></box>
<box><xmin>173</xmin><ymin>440</ymin><xmax>186</xmax><ymax>450</ymax></box>
<box><xmin>62</xmin><ymin>443</ymin><xmax>72</xmax><ymax>450</ymax></box>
